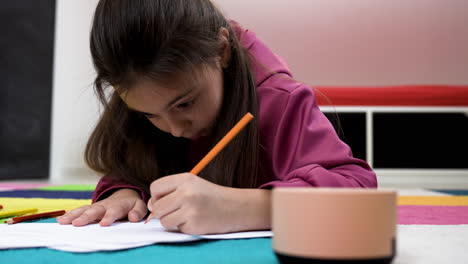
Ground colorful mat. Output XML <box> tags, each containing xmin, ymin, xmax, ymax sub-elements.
<box><xmin>0</xmin><ymin>184</ymin><xmax>93</xmax><ymax>224</ymax></box>
<box><xmin>397</xmin><ymin>194</ymin><xmax>468</xmax><ymax>225</ymax></box>
<box><xmin>1</xmin><ymin>184</ymin><xmax>467</xmax><ymax>225</ymax></box>
<box><xmin>1</xmin><ymin>183</ymin><xmax>468</xmax><ymax>263</ymax></box>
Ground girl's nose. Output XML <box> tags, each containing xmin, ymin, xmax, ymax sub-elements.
<box><xmin>166</xmin><ymin>118</ymin><xmax>187</xmax><ymax>138</ymax></box>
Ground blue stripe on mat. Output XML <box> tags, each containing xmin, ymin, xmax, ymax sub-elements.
<box><xmin>0</xmin><ymin>190</ymin><xmax>93</xmax><ymax>199</ymax></box>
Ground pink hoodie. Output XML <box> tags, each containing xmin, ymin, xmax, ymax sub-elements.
<box><xmin>92</xmin><ymin>21</ymin><xmax>377</xmax><ymax>203</ymax></box>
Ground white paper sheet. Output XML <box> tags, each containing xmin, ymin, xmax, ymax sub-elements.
<box><xmin>0</xmin><ymin>219</ymin><xmax>272</xmax><ymax>252</ymax></box>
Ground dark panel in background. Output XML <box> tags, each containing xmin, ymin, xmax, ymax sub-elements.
<box><xmin>374</xmin><ymin>113</ymin><xmax>468</xmax><ymax>169</ymax></box>
<box><xmin>324</xmin><ymin>112</ymin><xmax>367</xmax><ymax>161</ymax></box>
<box><xmin>0</xmin><ymin>1</ymin><xmax>56</xmax><ymax>179</ymax></box>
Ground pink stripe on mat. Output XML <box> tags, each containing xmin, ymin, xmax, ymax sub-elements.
<box><xmin>399</xmin><ymin>205</ymin><xmax>468</xmax><ymax>225</ymax></box>
<box><xmin>0</xmin><ymin>183</ymin><xmax>50</xmax><ymax>190</ymax></box>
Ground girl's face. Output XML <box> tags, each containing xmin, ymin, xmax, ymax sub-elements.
<box><xmin>119</xmin><ymin>64</ymin><xmax>224</xmax><ymax>140</ymax></box>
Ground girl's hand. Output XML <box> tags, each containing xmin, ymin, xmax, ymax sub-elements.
<box><xmin>147</xmin><ymin>173</ymin><xmax>271</xmax><ymax>235</ymax></box>
<box><xmin>57</xmin><ymin>188</ymin><xmax>147</xmax><ymax>227</ymax></box>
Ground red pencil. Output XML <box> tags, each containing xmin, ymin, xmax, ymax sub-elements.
<box><xmin>5</xmin><ymin>210</ymin><xmax>66</xmax><ymax>224</ymax></box>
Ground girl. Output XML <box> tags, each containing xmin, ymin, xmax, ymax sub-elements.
<box><xmin>57</xmin><ymin>0</ymin><xmax>377</xmax><ymax>235</ymax></box>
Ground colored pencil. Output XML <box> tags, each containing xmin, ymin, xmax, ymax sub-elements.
<box><xmin>0</xmin><ymin>204</ymin><xmax>3</xmax><ymax>210</ymax></box>
<box><xmin>0</xmin><ymin>208</ymin><xmax>38</xmax><ymax>219</ymax></box>
<box><xmin>5</xmin><ymin>210</ymin><xmax>66</xmax><ymax>224</ymax></box>
<box><xmin>144</xmin><ymin>112</ymin><xmax>254</xmax><ymax>224</ymax></box>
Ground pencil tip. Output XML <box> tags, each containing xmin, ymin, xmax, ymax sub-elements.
<box><xmin>144</xmin><ymin>212</ymin><xmax>155</xmax><ymax>224</ymax></box>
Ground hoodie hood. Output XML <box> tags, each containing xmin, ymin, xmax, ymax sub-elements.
<box><xmin>230</xmin><ymin>20</ymin><xmax>293</xmax><ymax>87</ymax></box>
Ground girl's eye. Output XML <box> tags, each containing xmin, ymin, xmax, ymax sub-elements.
<box><xmin>144</xmin><ymin>113</ymin><xmax>158</xmax><ymax>119</ymax></box>
<box><xmin>176</xmin><ymin>99</ymin><xmax>195</xmax><ymax>110</ymax></box>
<box><xmin>142</xmin><ymin>112</ymin><xmax>160</xmax><ymax>119</ymax></box>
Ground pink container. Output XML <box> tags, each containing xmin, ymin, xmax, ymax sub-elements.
<box><xmin>272</xmin><ymin>188</ymin><xmax>397</xmax><ymax>263</ymax></box>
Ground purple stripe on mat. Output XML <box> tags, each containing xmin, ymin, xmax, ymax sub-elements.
<box><xmin>0</xmin><ymin>190</ymin><xmax>93</xmax><ymax>199</ymax></box>
<box><xmin>399</xmin><ymin>205</ymin><xmax>468</xmax><ymax>225</ymax></box>
<box><xmin>0</xmin><ymin>183</ymin><xmax>50</xmax><ymax>190</ymax></box>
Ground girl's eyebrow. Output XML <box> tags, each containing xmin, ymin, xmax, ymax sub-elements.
<box><xmin>129</xmin><ymin>108</ymin><xmax>155</xmax><ymax>116</ymax></box>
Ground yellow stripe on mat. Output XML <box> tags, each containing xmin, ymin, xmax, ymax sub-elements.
<box><xmin>398</xmin><ymin>196</ymin><xmax>468</xmax><ymax>206</ymax></box>
<box><xmin>0</xmin><ymin>197</ymin><xmax>91</xmax><ymax>220</ymax></box>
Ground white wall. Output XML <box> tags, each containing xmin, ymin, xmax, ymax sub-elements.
<box><xmin>50</xmin><ymin>0</ymin><xmax>100</xmax><ymax>183</ymax></box>
<box><xmin>214</xmin><ymin>0</ymin><xmax>468</xmax><ymax>86</ymax></box>
<box><xmin>50</xmin><ymin>0</ymin><xmax>468</xmax><ymax>184</ymax></box>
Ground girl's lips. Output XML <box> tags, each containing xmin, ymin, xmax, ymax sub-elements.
<box><xmin>186</xmin><ymin>131</ymin><xmax>201</xmax><ymax>140</ymax></box>
<box><xmin>188</xmin><ymin>129</ymin><xmax>208</xmax><ymax>140</ymax></box>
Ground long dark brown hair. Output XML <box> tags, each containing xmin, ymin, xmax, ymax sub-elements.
<box><xmin>85</xmin><ymin>0</ymin><xmax>260</xmax><ymax>193</ymax></box>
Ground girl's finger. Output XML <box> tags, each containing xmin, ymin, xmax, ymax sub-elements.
<box><xmin>149</xmin><ymin>173</ymin><xmax>192</xmax><ymax>199</ymax></box>
<box><xmin>71</xmin><ymin>205</ymin><xmax>107</xmax><ymax>227</ymax></box>
<box><xmin>159</xmin><ymin>207</ymin><xmax>186</xmax><ymax>230</ymax></box>
<box><xmin>128</xmin><ymin>199</ymin><xmax>148</xmax><ymax>222</ymax></box>
<box><xmin>152</xmin><ymin>189</ymin><xmax>183</xmax><ymax>219</ymax></box>
<box><xmin>147</xmin><ymin>197</ymin><xmax>156</xmax><ymax>212</ymax></box>
<box><xmin>99</xmin><ymin>205</ymin><xmax>128</xmax><ymax>226</ymax></box>
<box><xmin>57</xmin><ymin>205</ymin><xmax>91</xmax><ymax>224</ymax></box>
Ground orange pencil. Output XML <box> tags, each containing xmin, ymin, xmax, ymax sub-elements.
<box><xmin>144</xmin><ymin>112</ymin><xmax>254</xmax><ymax>224</ymax></box>
<box><xmin>5</xmin><ymin>210</ymin><xmax>66</xmax><ymax>224</ymax></box>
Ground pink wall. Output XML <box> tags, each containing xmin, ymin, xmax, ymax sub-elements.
<box><xmin>215</xmin><ymin>0</ymin><xmax>468</xmax><ymax>86</ymax></box>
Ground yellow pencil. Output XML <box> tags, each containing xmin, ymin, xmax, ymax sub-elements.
<box><xmin>0</xmin><ymin>208</ymin><xmax>38</xmax><ymax>219</ymax></box>
<box><xmin>144</xmin><ymin>112</ymin><xmax>254</xmax><ymax>224</ymax></box>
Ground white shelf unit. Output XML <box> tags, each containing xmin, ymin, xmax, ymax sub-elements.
<box><xmin>320</xmin><ymin>106</ymin><xmax>468</xmax><ymax>189</ymax></box>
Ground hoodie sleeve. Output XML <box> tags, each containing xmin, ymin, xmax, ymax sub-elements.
<box><xmin>92</xmin><ymin>176</ymin><xmax>150</xmax><ymax>203</ymax></box>
<box><xmin>258</xmin><ymin>83</ymin><xmax>377</xmax><ymax>189</ymax></box>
